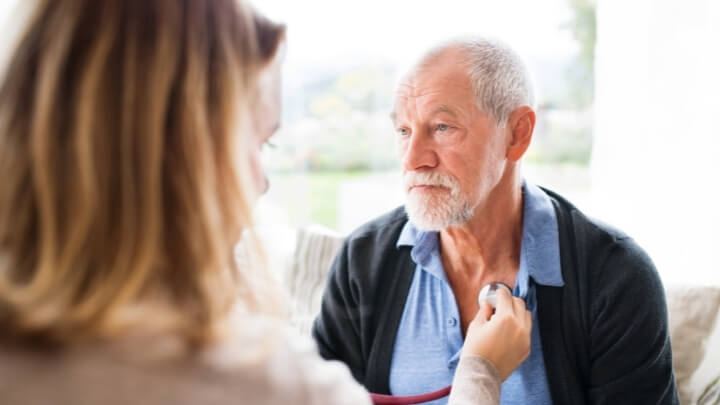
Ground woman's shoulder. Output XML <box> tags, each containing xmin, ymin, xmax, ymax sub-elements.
<box><xmin>0</xmin><ymin>314</ymin><xmax>370</xmax><ymax>405</ymax></box>
<box><xmin>206</xmin><ymin>313</ymin><xmax>371</xmax><ymax>404</ymax></box>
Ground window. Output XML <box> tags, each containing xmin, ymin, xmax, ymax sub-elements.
<box><xmin>255</xmin><ymin>0</ymin><xmax>595</xmax><ymax>234</ymax></box>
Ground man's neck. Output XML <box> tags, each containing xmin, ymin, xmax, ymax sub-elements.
<box><xmin>439</xmin><ymin>174</ymin><xmax>524</xmax><ymax>282</ymax></box>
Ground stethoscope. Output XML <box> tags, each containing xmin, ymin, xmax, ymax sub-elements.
<box><xmin>369</xmin><ymin>282</ymin><xmax>513</xmax><ymax>405</ymax></box>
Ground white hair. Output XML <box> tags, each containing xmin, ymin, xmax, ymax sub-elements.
<box><xmin>417</xmin><ymin>37</ymin><xmax>535</xmax><ymax>127</ymax></box>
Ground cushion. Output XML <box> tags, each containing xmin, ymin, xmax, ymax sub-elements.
<box><xmin>665</xmin><ymin>286</ymin><xmax>720</xmax><ymax>404</ymax></box>
<box><xmin>284</xmin><ymin>225</ymin><xmax>344</xmax><ymax>335</ymax></box>
<box><xmin>697</xmin><ymin>374</ymin><xmax>719</xmax><ymax>405</ymax></box>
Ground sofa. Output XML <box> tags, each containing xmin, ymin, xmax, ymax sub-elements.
<box><xmin>254</xmin><ymin>225</ymin><xmax>720</xmax><ymax>405</ymax></box>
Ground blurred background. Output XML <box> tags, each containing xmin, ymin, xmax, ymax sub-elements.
<box><xmin>251</xmin><ymin>0</ymin><xmax>720</xmax><ymax>286</ymax></box>
<box><xmin>1</xmin><ymin>0</ymin><xmax>717</xmax><ymax>286</ymax></box>
<box><xmin>253</xmin><ymin>0</ymin><xmax>595</xmax><ymax>229</ymax></box>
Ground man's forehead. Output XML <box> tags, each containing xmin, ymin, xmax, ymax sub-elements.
<box><xmin>396</xmin><ymin>59</ymin><xmax>473</xmax><ymax>104</ymax></box>
<box><xmin>390</xmin><ymin>102</ymin><xmax>459</xmax><ymax>122</ymax></box>
<box><xmin>392</xmin><ymin>74</ymin><xmax>474</xmax><ymax>118</ymax></box>
<box><xmin>397</xmin><ymin>67</ymin><xmax>470</xmax><ymax>95</ymax></box>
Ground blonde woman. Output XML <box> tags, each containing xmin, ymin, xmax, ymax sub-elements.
<box><xmin>0</xmin><ymin>1</ymin><xmax>530</xmax><ymax>404</ymax></box>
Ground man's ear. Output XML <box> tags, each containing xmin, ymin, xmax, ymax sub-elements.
<box><xmin>506</xmin><ymin>106</ymin><xmax>536</xmax><ymax>162</ymax></box>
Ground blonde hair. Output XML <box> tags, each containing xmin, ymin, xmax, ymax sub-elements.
<box><xmin>0</xmin><ymin>0</ymin><xmax>285</xmax><ymax>345</ymax></box>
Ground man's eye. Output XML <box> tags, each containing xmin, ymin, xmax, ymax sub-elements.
<box><xmin>437</xmin><ymin>124</ymin><xmax>450</xmax><ymax>132</ymax></box>
<box><xmin>397</xmin><ymin>128</ymin><xmax>410</xmax><ymax>137</ymax></box>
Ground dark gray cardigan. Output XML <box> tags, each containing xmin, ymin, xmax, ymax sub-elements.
<box><xmin>312</xmin><ymin>188</ymin><xmax>679</xmax><ymax>404</ymax></box>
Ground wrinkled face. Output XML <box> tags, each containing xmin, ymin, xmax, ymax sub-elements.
<box><xmin>392</xmin><ymin>54</ymin><xmax>509</xmax><ymax>230</ymax></box>
<box><xmin>249</xmin><ymin>56</ymin><xmax>282</xmax><ymax>200</ymax></box>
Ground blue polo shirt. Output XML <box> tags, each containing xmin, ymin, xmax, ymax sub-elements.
<box><xmin>388</xmin><ymin>181</ymin><xmax>564</xmax><ymax>404</ymax></box>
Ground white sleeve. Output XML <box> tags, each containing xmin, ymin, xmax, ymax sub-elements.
<box><xmin>448</xmin><ymin>355</ymin><xmax>501</xmax><ymax>405</ymax></box>
<box><xmin>272</xmin><ymin>325</ymin><xmax>372</xmax><ymax>405</ymax></box>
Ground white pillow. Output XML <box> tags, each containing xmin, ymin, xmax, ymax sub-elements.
<box><xmin>665</xmin><ymin>286</ymin><xmax>720</xmax><ymax>404</ymax></box>
<box><xmin>285</xmin><ymin>226</ymin><xmax>344</xmax><ymax>335</ymax></box>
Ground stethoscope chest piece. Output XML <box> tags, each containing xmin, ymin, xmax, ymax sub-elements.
<box><xmin>477</xmin><ymin>282</ymin><xmax>513</xmax><ymax>309</ymax></box>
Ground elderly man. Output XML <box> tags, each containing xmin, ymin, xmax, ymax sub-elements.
<box><xmin>312</xmin><ymin>37</ymin><xmax>678</xmax><ymax>404</ymax></box>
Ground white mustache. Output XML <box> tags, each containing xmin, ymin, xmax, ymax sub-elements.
<box><xmin>403</xmin><ymin>171</ymin><xmax>460</xmax><ymax>193</ymax></box>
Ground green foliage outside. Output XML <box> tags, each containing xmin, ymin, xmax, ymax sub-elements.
<box><xmin>563</xmin><ymin>0</ymin><xmax>597</xmax><ymax>109</ymax></box>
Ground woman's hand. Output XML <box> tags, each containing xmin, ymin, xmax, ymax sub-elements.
<box><xmin>461</xmin><ymin>287</ymin><xmax>532</xmax><ymax>381</ymax></box>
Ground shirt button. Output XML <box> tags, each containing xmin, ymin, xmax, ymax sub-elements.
<box><xmin>447</xmin><ymin>317</ymin><xmax>458</xmax><ymax>327</ymax></box>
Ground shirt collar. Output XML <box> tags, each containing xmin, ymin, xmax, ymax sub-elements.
<box><xmin>397</xmin><ymin>212</ymin><xmax>446</xmax><ymax>281</ymax></box>
<box><xmin>397</xmin><ymin>216</ymin><xmax>419</xmax><ymax>248</ymax></box>
<box><xmin>519</xmin><ymin>181</ymin><xmax>564</xmax><ymax>289</ymax></box>
<box><xmin>396</xmin><ymin>180</ymin><xmax>564</xmax><ymax>289</ymax></box>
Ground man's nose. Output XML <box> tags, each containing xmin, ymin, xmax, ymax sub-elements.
<box><xmin>401</xmin><ymin>131</ymin><xmax>438</xmax><ymax>172</ymax></box>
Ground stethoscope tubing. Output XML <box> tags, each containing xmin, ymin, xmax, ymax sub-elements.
<box><xmin>369</xmin><ymin>385</ymin><xmax>452</xmax><ymax>404</ymax></box>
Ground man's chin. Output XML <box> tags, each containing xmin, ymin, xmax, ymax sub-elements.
<box><xmin>404</xmin><ymin>204</ymin><xmax>451</xmax><ymax>231</ymax></box>
<box><xmin>404</xmin><ymin>197</ymin><xmax>474</xmax><ymax>231</ymax></box>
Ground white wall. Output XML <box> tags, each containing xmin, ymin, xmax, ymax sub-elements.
<box><xmin>594</xmin><ymin>2</ymin><xmax>720</xmax><ymax>397</ymax></box>
<box><xmin>593</xmin><ymin>0</ymin><xmax>720</xmax><ymax>285</ymax></box>
<box><xmin>0</xmin><ymin>0</ymin><xmax>33</xmax><ymax>76</ymax></box>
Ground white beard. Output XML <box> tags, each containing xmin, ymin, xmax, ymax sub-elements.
<box><xmin>403</xmin><ymin>171</ymin><xmax>476</xmax><ymax>231</ymax></box>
